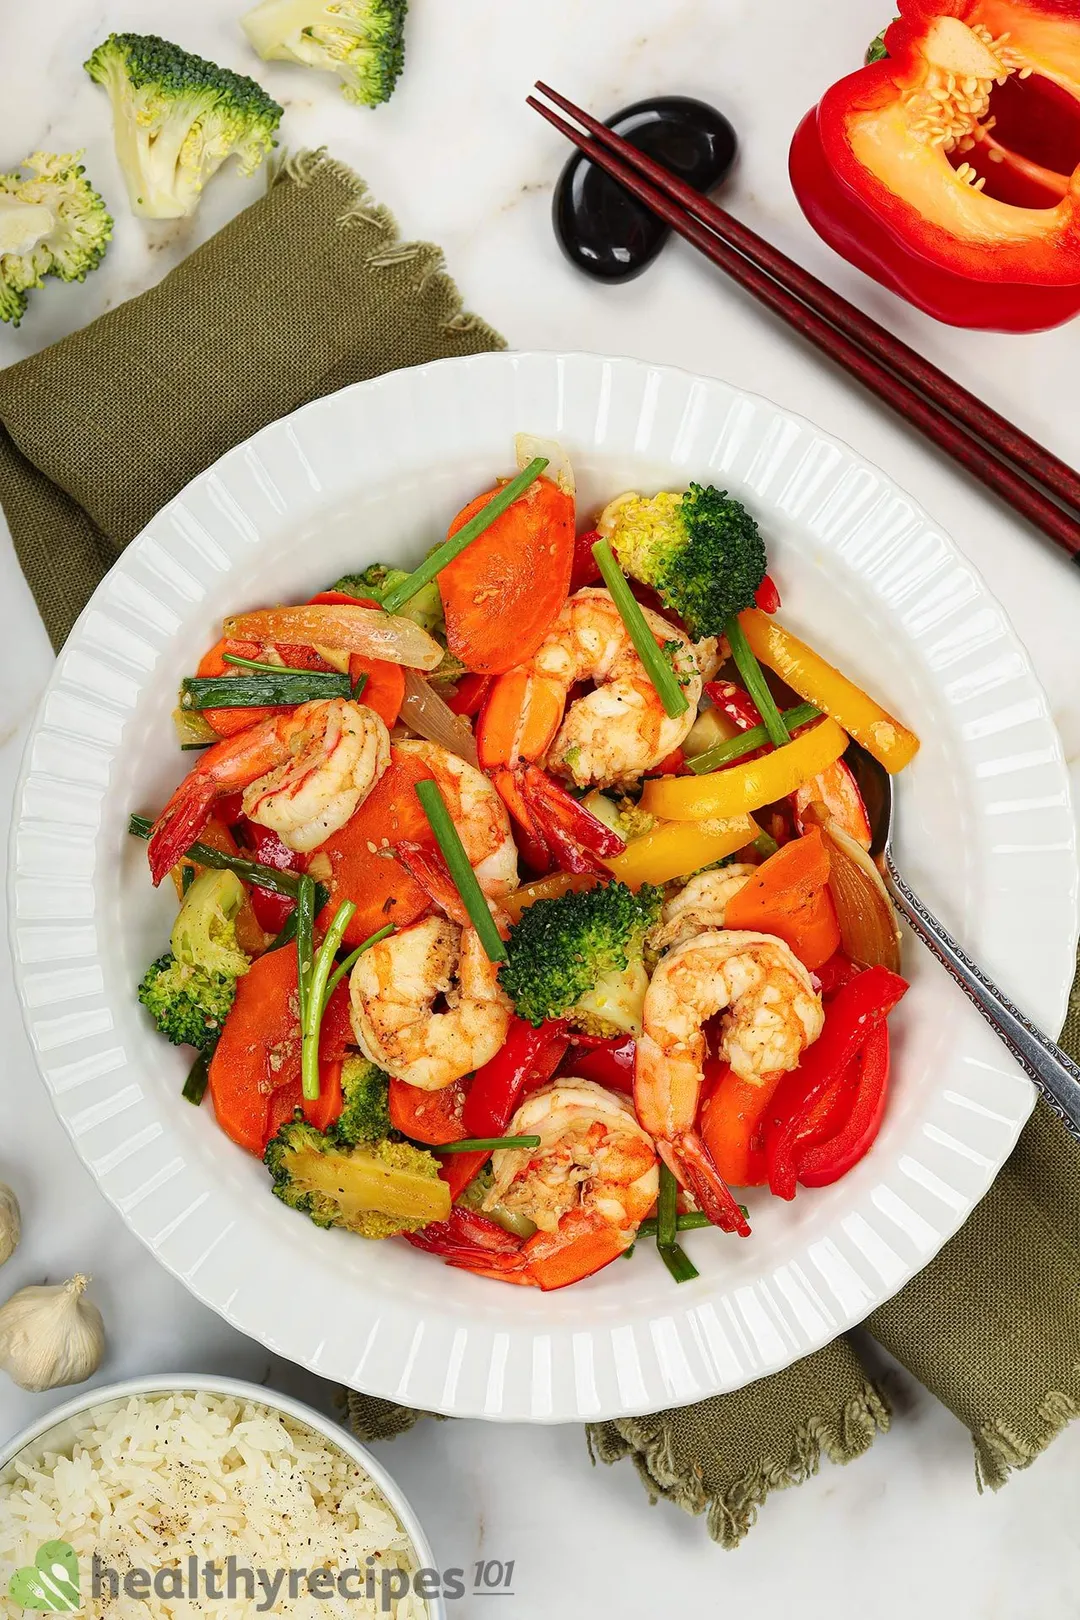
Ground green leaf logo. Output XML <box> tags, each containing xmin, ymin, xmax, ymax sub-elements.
<box><xmin>8</xmin><ymin>1542</ymin><xmax>80</xmax><ymax>1611</ymax></box>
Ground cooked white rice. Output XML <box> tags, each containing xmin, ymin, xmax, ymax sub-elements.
<box><xmin>0</xmin><ymin>1392</ymin><xmax>426</xmax><ymax>1620</ymax></box>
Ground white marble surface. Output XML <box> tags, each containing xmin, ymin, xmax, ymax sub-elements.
<box><xmin>3</xmin><ymin>0</ymin><xmax>1080</xmax><ymax>1611</ymax></box>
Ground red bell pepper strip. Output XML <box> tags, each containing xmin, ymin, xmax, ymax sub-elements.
<box><xmin>789</xmin><ymin>1</ymin><xmax>1080</xmax><ymax>332</ymax></box>
<box><xmin>569</xmin><ymin>528</ymin><xmax>603</xmax><ymax>593</ymax></box>
<box><xmin>755</xmin><ymin>574</ymin><xmax>781</xmax><ymax>614</ymax></box>
<box><xmin>814</xmin><ymin>952</ymin><xmax>862</xmax><ymax>1001</ymax></box>
<box><xmin>462</xmin><ymin>1016</ymin><xmax>570</xmax><ymax>1138</ymax></box>
<box><xmin>446</xmin><ymin>673</ymin><xmax>493</xmax><ymax>718</ymax></box>
<box><xmin>236</xmin><ymin>819</ymin><xmax>301</xmax><ymax>934</ymax></box>
<box><xmin>562</xmin><ymin>1033</ymin><xmax>636</xmax><ymax>1093</ymax></box>
<box><xmin>797</xmin><ymin>1024</ymin><xmax>891</xmax><ymax>1188</ymax></box>
<box><xmin>765</xmin><ymin>965</ymin><xmax>908</xmax><ymax>1199</ymax></box>
<box><xmin>515</xmin><ymin>762</ymin><xmax>625</xmax><ymax>875</ymax></box>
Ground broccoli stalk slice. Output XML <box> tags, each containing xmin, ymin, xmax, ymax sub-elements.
<box><xmin>265</xmin><ymin>1118</ymin><xmax>450</xmax><ymax>1238</ymax></box>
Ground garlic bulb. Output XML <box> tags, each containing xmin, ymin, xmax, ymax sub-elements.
<box><xmin>0</xmin><ymin>1183</ymin><xmax>19</xmax><ymax>1267</ymax></box>
<box><xmin>0</xmin><ymin>1275</ymin><xmax>104</xmax><ymax>1392</ymax></box>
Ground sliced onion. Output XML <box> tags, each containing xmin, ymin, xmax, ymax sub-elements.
<box><xmin>515</xmin><ymin>432</ymin><xmax>575</xmax><ymax>497</ymax></box>
<box><xmin>223</xmin><ymin>605</ymin><xmax>442</xmax><ymax>671</ymax></box>
<box><xmin>172</xmin><ymin>705</ymin><xmax>219</xmax><ymax>747</ymax></box>
<box><xmin>802</xmin><ymin>799</ymin><xmax>901</xmax><ymax>972</ymax></box>
<box><xmin>401</xmin><ymin>670</ymin><xmax>479</xmax><ymax>766</ymax></box>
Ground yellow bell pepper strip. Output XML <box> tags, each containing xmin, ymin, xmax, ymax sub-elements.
<box><xmin>603</xmin><ymin>816</ymin><xmax>758</xmax><ymax>888</ymax></box>
<box><xmin>641</xmin><ymin>718</ymin><xmax>849</xmax><ymax>822</ymax></box>
<box><xmin>501</xmin><ymin>871</ymin><xmax>599</xmax><ymax>924</ymax></box>
<box><xmin>737</xmin><ymin>610</ymin><xmax>919</xmax><ymax>773</ymax></box>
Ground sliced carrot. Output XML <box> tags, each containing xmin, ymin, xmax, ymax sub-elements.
<box><xmin>699</xmin><ymin>1062</ymin><xmax>784</xmax><ymax>1187</ymax></box>
<box><xmin>439</xmin><ymin>474</ymin><xmax>575</xmax><ymax>675</ymax></box>
<box><xmin>309</xmin><ymin>747</ymin><xmax>438</xmax><ymax>947</ymax></box>
<box><xmin>209</xmin><ymin>956</ymin><xmax>353</xmax><ymax>1153</ymax></box>
<box><xmin>723</xmin><ymin>828</ymin><xmax>841</xmax><ymax>972</ymax></box>
<box><xmin>348</xmin><ymin>652</ymin><xmax>405</xmax><ymax>728</ymax></box>
<box><xmin>208</xmin><ymin>949</ymin><xmax>301</xmax><ymax>1155</ymax></box>
<box><xmin>389</xmin><ymin>1076</ymin><xmax>468</xmax><ymax>1145</ymax></box>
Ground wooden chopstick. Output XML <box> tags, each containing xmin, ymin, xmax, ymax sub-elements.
<box><xmin>529</xmin><ymin>84</ymin><xmax>1080</xmax><ymax>561</ymax></box>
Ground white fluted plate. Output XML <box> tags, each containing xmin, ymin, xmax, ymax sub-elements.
<box><xmin>10</xmin><ymin>353</ymin><xmax>1078</xmax><ymax>1421</ymax></box>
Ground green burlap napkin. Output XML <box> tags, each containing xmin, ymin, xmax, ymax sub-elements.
<box><xmin>4</xmin><ymin>150</ymin><xmax>1079</xmax><ymax>1550</ymax></box>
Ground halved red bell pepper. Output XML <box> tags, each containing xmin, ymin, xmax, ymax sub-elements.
<box><xmin>765</xmin><ymin>964</ymin><xmax>908</xmax><ymax>1199</ymax></box>
<box><xmin>790</xmin><ymin>0</ymin><xmax>1080</xmax><ymax>331</ymax></box>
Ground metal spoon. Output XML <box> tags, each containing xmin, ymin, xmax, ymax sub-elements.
<box><xmin>845</xmin><ymin>742</ymin><xmax>1080</xmax><ymax>1138</ymax></box>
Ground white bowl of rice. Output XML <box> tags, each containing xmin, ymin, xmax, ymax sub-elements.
<box><xmin>0</xmin><ymin>1376</ymin><xmax>442</xmax><ymax>1620</ymax></box>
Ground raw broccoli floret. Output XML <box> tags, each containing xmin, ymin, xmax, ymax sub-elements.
<box><xmin>241</xmin><ymin>0</ymin><xmax>408</xmax><ymax>108</ymax></box>
<box><xmin>85</xmin><ymin>33</ymin><xmax>282</xmax><ymax>219</ymax></box>
<box><xmin>171</xmin><ymin>869</ymin><xmax>251</xmax><ymax>980</ymax></box>
<box><xmin>0</xmin><ymin>153</ymin><xmax>112</xmax><ymax>326</ymax></box>
<box><xmin>265</xmin><ymin>1117</ymin><xmax>449</xmax><ymax>1238</ymax></box>
<box><xmin>138</xmin><ymin>953</ymin><xmax>237</xmax><ymax>1052</ymax></box>
<box><xmin>599</xmin><ymin>483</ymin><xmax>767</xmax><ymax>640</ymax></box>
<box><xmin>501</xmin><ymin>880</ymin><xmax>664</xmax><ymax>1038</ymax></box>
<box><xmin>335</xmin><ymin>1054</ymin><xmax>392</xmax><ymax>1146</ymax></box>
<box><xmin>332</xmin><ymin>564</ymin><xmax>444</xmax><ymax>635</ymax></box>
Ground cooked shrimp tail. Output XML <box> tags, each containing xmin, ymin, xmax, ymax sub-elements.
<box><xmin>146</xmin><ymin>698</ymin><xmax>390</xmax><ymax>884</ymax></box>
<box><xmin>671</xmin><ymin>1132</ymin><xmax>751</xmax><ymax>1237</ymax></box>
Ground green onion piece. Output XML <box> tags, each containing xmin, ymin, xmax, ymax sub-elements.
<box><xmin>726</xmin><ymin>615</ymin><xmax>789</xmax><ymax>747</ymax></box>
<box><xmin>351</xmin><ymin>671</ymin><xmax>369</xmax><ymax>702</ymax></box>
<box><xmin>438</xmin><ymin>1134</ymin><xmax>542</xmax><ymax>1154</ymax></box>
<box><xmin>129</xmin><ymin>814</ymin><xmax>321</xmax><ymax>903</ymax></box>
<box><xmin>658</xmin><ymin>1243</ymin><xmax>700</xmax><ymax>1284</ymax></box>
<box><xmin>181</xmin><ymin>671</ymin><xmax>351</xmax><ymax>710</ymax></box>
<box><xmin>753</xmin><ymin>830</ymin><xmax>780</xmax><ymax>860</ymax></box>
<box><xmin>688</xmin><ymin>702</ymin><xmax>820</xmax><ymax>774</ymax></box>
<box><xmin>182</xmin><ymin>1052</ymin><xmax>210</xmax><ymax>1106</ymax></box>
<box><xmin>592</xmin><ymin>539</ymin><xmax>689</xmax><ymax>720</ymax></box>
<box><xmin>323</xmin><ymin>923</ymin><xmax>394</xmax><ymax>1007</ymax></box>
<box><xmin>181</xmin><ymin>865</ymin><xmax>195</xmax><ymax>897</ymax></box>
<box><xmin>295</xmin><ymin>876</ymin><xmax>316</xmax><ymax>1037</ymax></box>
<box><xmin>221</xmin><ymin>652</ymin><xmax>314</xmax><ymax>675</ymax></box>
<box><xmin>638</xmin><ymin>1211</ymin><xmax>710</xmax><ymax>1237</ymax></box>
<box><xmin>180</xmin><ymin>742</ymin><xmax>212</xmax><ymax>751</ymax></box>
<box><xmin>414</xmin><ymin>779</ymin><xmax>507</xmax><ymax>963</ymax></box>
<box><xmin>301</xmin><ymin>899</ymin><xmax>356</xmax><ymax>1100</ymax></box>
<box><xmin>380</xmin><ymin>457</ymin><xmax>549</xmax><ymax>613</ymax></box>
<box><xmin>656</xmin><ymin>1162</ymin><xmax>679</xmax><ymax>1249</ymax></box>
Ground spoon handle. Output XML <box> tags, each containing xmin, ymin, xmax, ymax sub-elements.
<box><xmin>884</xmin><ymin>852</ymin><xmax>1080</xmax><ymax>1139</ymax></box>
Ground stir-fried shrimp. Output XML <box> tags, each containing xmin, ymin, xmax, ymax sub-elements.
<box><xmin>478</xmin><ymin>588</ymin><xmax>710</xmax><ymax>789</ymax></box>
<box><xmin>412</xmin><ymin>1081</ymin><xmax>659</xmax><ymax>1289</ymax></box>
<box><xmin>395</xmin><ymin>740</ymin><xmax>518</xmax><ymax>897</ymax></box>
<box><xmin>147</xmin><ymin>697</ymin><xmax>389</xmax><ymax>884</ymax></box>
<box><xmin>635</xmin><ymin>930</ymin><xmax>823</xmax><ymax>1225</ymax></box>
<box><xmin>350</xmin><ymin>914</ymin><xmax>511</xmax><ymax>1090</ymax></box>
<box><xmin>647</xmin><ymin>864</ymin><xmax>758</xmax><ymax>953</ymax></box>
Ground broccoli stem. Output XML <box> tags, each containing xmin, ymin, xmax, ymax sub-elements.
<box><xmin>415</xmin><ymin>780</ymin><xmax>508</xmax><ymax>964</ymax></box>
<box><xmin>592</xmin><ymin>539</ymin><xmax>689</xmax><ymax>720</ymax></box>
<box><xmin>322</xmin><ymin>922</ymin><xmax>394</xmax><ymax>1007</ymax></box>
<box><xmin>301</xmin><ymin>899</ymin><xmax>356</xmax><ymax>1100</ymax></box>
<box><xmin>687</xmin><ymin>702</ymin><xmax>820</xmax><ymax>774</ymax></box>
<box><xmin>380</xmin><ymin>458</ymin><xmax>549</xmax><ymax>613</ymax></box>
<box><xmin>726</xmin><ymin>616</ymin><xmax>790</xmax><ymax>747</ymax></box>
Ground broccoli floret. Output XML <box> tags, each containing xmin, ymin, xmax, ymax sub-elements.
<box><xmin>241</xmin><ymin>0</ymin><xmax>408</xmax><ymax>108</ymax></box>
<box><xmin>501</xmin><ymin>880</ymin><xmax>664</xmax><ymax>1038</ymax></box>
<box><xmin>85</xmin><ymin>33</ymin><xmax>282</xmax><ymax>219</ymax></box>
<box><xmin>138</xmin><ymin>952</ymin><xmax>236</xmax><ymax>1052</ymax></box>
<box><xmin>0</xmin><ymin>153</ymin><xmax>112</xmax><ymax>326</ymax></box>
<box><xmin>171</xmin><ymin>869</ymin><xmax>251</xmax><ymax>980</ymax></box>
<box><xmin>265</xmin><ymin>1118</ymin><xmax>449</xmax><ymax>1238</ymax></box>
<box><xmin>332</xmin><ymin>564</ymin><xmax>444</xmax><ymax>635</ymax></box>
<box><xmin>599</xmin><ymin>483</ymin><xmax>767</xmax><ymax>640</ymax></box>
<box><xmin>335</xmin><ymin>1054</ymin><xmax>392</xmax><ymax>1146</ymax></box>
